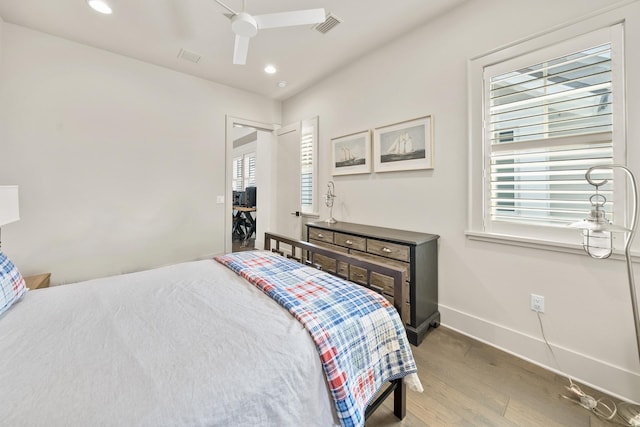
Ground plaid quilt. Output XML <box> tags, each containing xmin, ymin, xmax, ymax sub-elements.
<box><xmin>0</xmin><ymin>252</ymin><xmax>27</xmax><ymax>317</ymax></box>
<box><xmin>215</xmin><ymin>250</ymin><xmax>420</xmax><ymax>427</ymax></box>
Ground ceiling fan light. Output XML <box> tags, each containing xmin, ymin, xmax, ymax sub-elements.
<box><xmin>264</xmin><ymin>65</ymin><xmax>277</xmax><ymax>74</ymax></box>
<box><xmin>87</xmin><ymin>0</ymin><xmax>112</xmax><ymax>14</ymax></box>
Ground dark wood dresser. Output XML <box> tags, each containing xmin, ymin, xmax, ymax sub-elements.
<box><xmin>306</xmin><ymin>221</ymin><xmax>439</xmax><ymax>346</ymax></box>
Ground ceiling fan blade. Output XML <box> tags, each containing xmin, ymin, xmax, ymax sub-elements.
<box><xmin>254</xmin><ymin>8</ymin><xmax>326</xmax><ymax>29</ymax></box>
<box><xmin>233</xmin><ymin>35</ymin><xmax>251</xmax><ymax>65</ymax></box>
<box><xmin>214</xmin><ymin>0</ymin><xmax>237</xmax><ymax>15</ymax></box>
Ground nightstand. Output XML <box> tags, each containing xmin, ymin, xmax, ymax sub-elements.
<box><xmin>24</xmin><ymin>273</ymin><xmax>51</xmax><ymax>290</ymax></box>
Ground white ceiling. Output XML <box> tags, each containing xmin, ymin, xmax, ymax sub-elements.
<box><xmin>0</xmin><ymin>0</ymin><xmax>469</xmax><ymax>101</ymax></box>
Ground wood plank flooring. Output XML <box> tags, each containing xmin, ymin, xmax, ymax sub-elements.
<box><xmin>366</xmin><ymin>326</ymin><xmax>623</xmax><ymax>427</ymax></box>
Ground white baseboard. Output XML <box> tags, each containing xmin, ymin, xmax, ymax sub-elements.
<box><xmin>439</xmin><ymin>304</ymin><xmax>640</xmax><ymax>404</ymax></box>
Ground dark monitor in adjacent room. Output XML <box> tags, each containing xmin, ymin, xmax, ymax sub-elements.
<box><xmin>245</xmin><ymin>186</ymin><xmax>257</xmax><ymax>208</ymax></box>
<box><xmin>232</xmin><ymin>190</ymin><xmax>245</xmax><ymax>206</ymax></box>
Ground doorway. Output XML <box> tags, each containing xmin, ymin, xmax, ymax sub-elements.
<box><xmin>225</xmin><ymin>116</ymin><xmax>276</xmax><ymax>254</ymax></box>
<box><xmin>224</xmin><ymin>115</ymin><xmax>318</xmax><ymax>254</ymax></box>
<box><xmin>231</xmin><ymin>130</ymin><xmax>257</xmax><ymax>252</ymax></box>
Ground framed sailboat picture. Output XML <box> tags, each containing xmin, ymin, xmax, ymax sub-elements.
<box><xmin>331</xmin><ymin>130</ymin><xmax>371</xmax><ymax>176</ymax></box>
<box><xmin>373</xmin><ymin>115</ymin><xmax>433</xmax><ymax>172</ymax></box>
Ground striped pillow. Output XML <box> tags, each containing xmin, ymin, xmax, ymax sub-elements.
<box><xmin>0</xmin><ymin>252</ymin><xmax>26</xmax><ymax>316</ymax></box>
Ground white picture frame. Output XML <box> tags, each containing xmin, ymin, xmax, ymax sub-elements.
<box><xmin>331</xmin><ymin>130</ymin><xmax>371</xmax><ymax>176</ymax></box>
<box><xmin>373</xmin><ymin>115</ymin><xmax>433</xmax><ymax>172</ymax></box>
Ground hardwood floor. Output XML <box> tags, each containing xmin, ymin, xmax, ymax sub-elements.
<box><xmin>231</xmin><ymin>237</ymin><xmax>255</xmax><ymax>252</ymax></box>
<box><xmin>366</xmin><ymin>326</ymin><xmax>623</xmax><ymax>427</ymax></box>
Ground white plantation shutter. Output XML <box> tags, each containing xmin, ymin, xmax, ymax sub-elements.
<box><xmin>232</xmin><ymin>156</ymin><xmax>243</xmax><ymax>192</ymax></box>
<box><xmin>483</xmin><ymin>24</ymin><xmax>624</xmax><ymax>236</ymax></box>
<box><xmin>300</xmin><ymin>127</ymin><xmax>314</xmax><ymax>213</ymax></box>
<box><xmin>233</xmin><ymin>152</ymin><xmax>256</xmax><ymax>194</ymax></box>
<box><xmin>243</xmin><ymin>153</ymin><xmax>256</xmax><ymax>189</ymax></box>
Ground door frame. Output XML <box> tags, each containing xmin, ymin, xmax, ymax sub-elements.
<box><xmin>225</xmin><ymin>115</ymin><xmax>277</xmax><ymax>253</ymax></box>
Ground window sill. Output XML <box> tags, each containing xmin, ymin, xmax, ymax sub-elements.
<box><xmin>465</xmin><ymin>231</ymin><xmax>640</xmax><ymax>263</ymax></box>
<box><xmin>302</xmin><ymin>212</ymin><xmax>320</xmax><ymax>219</ymax></box>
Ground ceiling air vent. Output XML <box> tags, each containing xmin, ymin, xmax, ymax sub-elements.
<box><xmin>177</xmin><ymin>48</ymin><xmax>201</xmax><ymax>64</ymax></box>
<box><xmin>313</xmin><ymin>13</ymin><xmax>341</xmax><ymax>34</ymax></box>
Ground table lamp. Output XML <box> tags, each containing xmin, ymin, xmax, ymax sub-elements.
<box><xmin>0</xmin><ymin>186</ymin><xmax>20</xmax><ymax>249</ymax></box>
<box><xmin>568</xmin><ymin>165</ymin><xmax>639</xmax><ymax>425</ymax></box>
<box><xmin>324</xmin><ymin>181</ymin><xmax>337</xmax><ymax>224</ymax></box>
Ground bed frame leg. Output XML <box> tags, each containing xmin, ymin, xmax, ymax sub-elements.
<box><xmin>394</xmin><ymin>378</ymin><xmax>406</xmax><ymax>419</ymax></box>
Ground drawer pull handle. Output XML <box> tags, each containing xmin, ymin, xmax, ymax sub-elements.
<box><xmin>304</xmin><ymin>260</ymin><xmax>323</xmax><ymax>271</ymax></box>
<box><xmin>317</xmin><ymin>233</ymin><xmax>324</xmax><ymax>238</ymax></box>
<box><xmin>353</xmin><ymin>272</ymin><xmax>365</xmax><ymax>279</ymax></box>
<box><xmin>382</xmin><ymin>247</ymin><xmax>392</xmax><ymax>253</ymax></box>
<box><xmin>345</xmin><ymin>240</ymin><xmax>353</xmax><ymax>245</ymax></box>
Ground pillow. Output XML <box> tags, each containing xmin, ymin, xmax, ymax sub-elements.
<box><xmin>0</xmin><ymin>251</ymin><xmax>27</xmax><ymax>316</ymax></box>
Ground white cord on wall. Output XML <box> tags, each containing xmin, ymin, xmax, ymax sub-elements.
<box><xmin>536</xmin><ymin>312</ymin><xmax>619</xmax><ymax>422</ymax></box>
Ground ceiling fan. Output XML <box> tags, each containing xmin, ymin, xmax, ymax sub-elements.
<box><xmin>214</xmin><ymin>0</ymin><xmax>326</xmax><ymax>65</ymax></box>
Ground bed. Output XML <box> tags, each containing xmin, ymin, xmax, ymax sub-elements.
<box><xmin>0</xmin><ymin>233</ymin><xmax>422</xmax><ymax>426</ymax></box>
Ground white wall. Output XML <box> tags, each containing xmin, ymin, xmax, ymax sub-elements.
<box><xmin>0</xmin><ymin>23</ymin><xmax>280</xmax><ymax>284</ymax></box>
<box><xmin>283</xmin><ymin>0</ymin><xmax>640</xmax><ymax>402</ymax></box>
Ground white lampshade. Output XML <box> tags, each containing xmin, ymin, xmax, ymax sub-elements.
<box><xmin>0</xmin><ymin>186</ymin><xmax>20</xmax><ymax>227</ymax></box>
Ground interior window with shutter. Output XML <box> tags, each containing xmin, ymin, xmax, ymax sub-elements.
<box><xmin>478</xmin><ymin>23</ymin><xmax>625</xmax><ymax>245</ymax></box>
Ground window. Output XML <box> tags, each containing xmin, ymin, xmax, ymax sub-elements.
<box><xmin>300</xmin><ymin>117</ymin><xmax>318</xmax><ymax>215</ymax></box>
<box><xmin>244</xmin><ymin>153</ymin><xmax>256</xmax><ymax>189</ymax></box>
<box><xmin>468</xmin><ymin>23</ymin><xmax>625</xmax><ymax>248</ymax></box>
<box><xmin>301</xmin><ymin>130</ymin><xmax>313</xmax><ymax>209</ymax></box>
<box><xmin>232</xmin><ymin>152</ymin><xmax>256</xmax><ymax>192</ymax></box>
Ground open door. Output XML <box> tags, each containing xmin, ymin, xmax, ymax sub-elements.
<box><xmin>273</xmin><ymin>122</ymin><xmax>303</xmax><ymax>240</ymax></box>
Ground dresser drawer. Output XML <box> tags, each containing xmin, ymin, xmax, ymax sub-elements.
<box><xmin>349</xmin><ymin>267</ymin><xmax>409</xmax><ymax>301</ymax></box>
<box><xmin>370</xmin><ymin>272</ymin><xmax>410</xmax><ymax>302</ymax></box>
<box><xmin>350</xmin><ymin>267</ymin><xmax>389</xmax><ymax>298</ymax></box>
<box><xmin>334</xmin><ymin>233</ymin><xmax>366</xmax><ymax>251</ymax></box>
<box><xmin>349</xmin><ymin>265</ymin><xmax>369</xmax><ymax>287</ymax></box>
<box><xmin>367</xmin><ymin>239</ymin><xmax>410</xmax><ymax>262</ymax></box>
<box><xmin>307</xmin><ymin>239</ymin><xmax>349</xmax><ymax>277</ymax></box>
<box><xmin>308</xmin><ymin>228</ymin><xmax>334</xmax><ymax>243</ymax></box>
<box><xmin>312</xmin><ymin>255</ymin><xmax>349</xmax><ymax>277</ymax></box>
<box><xmin>403</xmin><ymin>302</ymin><xmax>410</xmax><ymax>326</ymax></box>
<box><xmin>352</xmin><ymin>251</ymin><xmax>411</xmax><ymax>282</ymax></box>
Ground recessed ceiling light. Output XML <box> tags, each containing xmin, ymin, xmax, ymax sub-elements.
<box><xmin>87</xmin><ymin>0</ymin><xmax>112</xmax><ymax>14</ymax></box>
<box><xmin>264</xmin><ymin>65</ymin><xmax>277</xmax><ymax>74</ymax></box>
<box><xmin>277</xmin><ymin>81</ymin><xmax>288</xmax><ymax>88</ymax></box>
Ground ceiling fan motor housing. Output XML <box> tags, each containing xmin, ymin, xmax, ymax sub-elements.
<box><xmin>232</xmin><ymin>12</ymin><xmax>258</xmax><ymax>38</ymax></box>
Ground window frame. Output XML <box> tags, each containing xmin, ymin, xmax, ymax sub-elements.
<box><xmin>467</xmin><ymin>22</ymin><xmax>627</xmax><ymax>251</ymax></box>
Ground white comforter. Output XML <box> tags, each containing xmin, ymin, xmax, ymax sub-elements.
<box><xmin>0</xmin><ymin>260</ymin><xmax>339</xmax><ymax>426</ymax></box>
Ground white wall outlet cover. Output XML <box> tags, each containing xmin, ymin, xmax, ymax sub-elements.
<box><xmin>530</xmin><ymin>294</ymin><xmax>545</xmax><ymax>313</ymax></box>
<box><xmin>216</xmin><ymin>196</ymin><xmax>225</xmax><ymax>204</ymax></box>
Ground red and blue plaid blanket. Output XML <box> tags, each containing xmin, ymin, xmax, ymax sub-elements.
<box><xmin>215</xmin><ymin>250</ymin><xmax>421</xmax><ymax>427</ymax></box>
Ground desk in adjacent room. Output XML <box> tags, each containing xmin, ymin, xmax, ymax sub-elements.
<box><xmin>232</xmin><ymin>206</ymin><xmax>256</xmax><ymax>240</ymax></box>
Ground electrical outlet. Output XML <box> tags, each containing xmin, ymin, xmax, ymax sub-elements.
<box><xmin>531</xmin><ymin>294</ymin><xmax>545</xmax><ymax>313</ymax></box>
<box><xmin>216</xmin><ymin>195</ymin><xmax>224</xmax><ymax>204</ymax></box>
